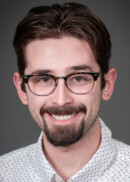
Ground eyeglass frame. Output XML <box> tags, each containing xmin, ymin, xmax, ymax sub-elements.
<box><xmin>22</xmin><ymin>72</ymin><xmax>100</xmax><ymax>96</ymax></box>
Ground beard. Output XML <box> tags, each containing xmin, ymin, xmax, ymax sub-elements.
<box><xmin>40</xmin><ymin>104</ymin><xmax>97</xmax><ymax>146</ymax></box>
<box><xmin>43</xmin><ymin>117</ymin><xmax>85</xmax><ymax>146</ymax></box>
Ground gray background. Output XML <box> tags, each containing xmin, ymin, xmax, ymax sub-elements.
<box><xmin>0</xmin><ymin>0</ymin><xmax>130</xmax><ymax>155</ymax></box>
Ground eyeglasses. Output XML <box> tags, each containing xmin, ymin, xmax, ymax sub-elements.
<box><xmin>22</xmin><ymin>72</ymin><xmax>100</xmax><ymax>96</ymax></box>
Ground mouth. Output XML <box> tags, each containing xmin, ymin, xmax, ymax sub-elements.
<box><xmin>51</xmin><ymin>113</ymin><xmax>75</xmax><ymax>121</ymax></box>
<box><xmin>40</xmin><ymin>105</ymin><xmax>86</xmax><ymax>123</ymax></box>
<box><xmin>46</xmin><ymin>112</ymin><xmax>79</xmax><ymax>123</ymax></box>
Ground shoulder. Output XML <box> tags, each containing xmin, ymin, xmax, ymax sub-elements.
<box><xmin>105</xmin><ymin>139</ymin><xmax>130</xmax><ymax>180</ymax></box>
<box><xmin>0</xmin><ymin>143</ymin><xmax>37</xmax><ymax>181</ymax></box>
<box><xmin>113</xmin><ymin>139</ymin><xmax>130</xmax><ymax>162</ymax></box>
<box><xmin>99</xmin><ymin>138</ymin><xmax>130</xmax><ymax>181</ymax></box>
<box><xmin>0</xmin><ymin>143</ymin><xmax>37</xmax><ymax>162</ymax></box>
<box><xmin>111</xmin><ymin>138</ymin><xmax>130</xmax><ymax>177</ymax></box>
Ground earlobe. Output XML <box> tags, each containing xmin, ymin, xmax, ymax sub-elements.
<box><xmin>102</xmin><ymin>68</ymin><xmax>116</xmax><ymax>101</ymax></box>
<box><xmin>13</xmin><ymin>72</ymin><xmax>28</xmax><ymax>105</ymax></box>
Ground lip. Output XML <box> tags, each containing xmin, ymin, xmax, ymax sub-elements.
<box><xmin>45</xmin><ymin>112</ymin><xmax>80</xmax><ymax>125</ymax></box>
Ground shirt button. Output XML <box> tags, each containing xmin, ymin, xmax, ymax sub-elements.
<box><xmin>55</xmin><ymin>174</ymin><xmax>63</xmax><ymax>182</ymax></box>
<box><xmin>51</xmin><ymin>174</ymin><xmax>63</xmax><ymax>182</ymax></box>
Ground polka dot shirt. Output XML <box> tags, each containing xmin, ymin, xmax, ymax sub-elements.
<box><xmin>0</xmin><ymin>119</ymin><xmax>130</xmax><ymax>182</ymax></box>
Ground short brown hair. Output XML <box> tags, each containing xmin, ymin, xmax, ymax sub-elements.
<box><xmin>13</xmin><ymin>2</ymin><xmax>111</xmax><ymax>88</ymax></box>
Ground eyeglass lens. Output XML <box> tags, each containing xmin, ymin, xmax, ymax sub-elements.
<box><xmin>27</xmin><ymin>73</ymin><xmax>96</xmax><ymax>96</ymax></box>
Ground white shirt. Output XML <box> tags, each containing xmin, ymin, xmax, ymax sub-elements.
<box><xmin>0</xmin><ymin>119</ymin><xmax>130</xmax><ymax>182</ymax></box>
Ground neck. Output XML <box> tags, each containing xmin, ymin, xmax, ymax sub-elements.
<box><xmin>43</xmin><ymin>119</ymin><xmax>101</xmax><ymax>181</ymax></box>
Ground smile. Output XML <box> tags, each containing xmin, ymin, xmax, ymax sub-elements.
<box><xmin>51</xmin><ymin>114</ymin><xmax>75</xmax><ymax>121</ymax></box>
<box><xmin>45</xmin><ymin>112</ymin><xmax>81</xmax><ymax>124</ymax></box>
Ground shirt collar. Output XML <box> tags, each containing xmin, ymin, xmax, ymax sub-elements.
<box><xmin>71</xmin><ymin>118</ymin><xmax>117</xmax><ymax>181</ymax></box>
<box><xmin>34</xmin><ymin>133</ymin><xmax>56</xmax><ymax>181</ymax></box>
<box><xmin>34</xmin><ymin>118</ymin><xmax>117</xmax><ymax>181</ymax></box>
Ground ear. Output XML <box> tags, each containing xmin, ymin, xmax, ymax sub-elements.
<box><xmin>102</xmin><ymin>68</ymin><xmax>116</xmax><ymax>101</ymax></box>
<box><xmin>13</xmin><ymin>72</ymin><xmax>28</xmax><ymax>105</ymax></box>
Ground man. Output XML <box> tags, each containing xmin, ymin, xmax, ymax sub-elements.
<box><xmin>0</xmin><ymin>2</ymin><xmax>130</xmax><ymax>182</ymax></box>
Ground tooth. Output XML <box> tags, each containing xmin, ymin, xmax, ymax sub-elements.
<box><xmin>51</xmin><ymin>114</ymin><xmax>75</xmax><ymax>120</ymax></box>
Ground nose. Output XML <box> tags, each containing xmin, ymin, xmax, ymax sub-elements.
<box><xmin>51</xmin><ymin>79</ymin><xmax>73</xmax><ymax>106</ymax></box>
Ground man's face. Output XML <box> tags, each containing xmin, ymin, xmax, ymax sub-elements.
<box><xmin>15</xmin><ymin>36</ymin><xmax>104</xmax><ymax>146</ymax></box>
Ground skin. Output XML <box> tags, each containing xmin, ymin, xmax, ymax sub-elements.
<box><xmin>14</xmin><ymin>36</ymin><xmax>116</xmax><ymax>181</ymax></box>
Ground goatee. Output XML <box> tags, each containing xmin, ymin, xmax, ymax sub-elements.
<box><xmin>40</xmin><ymin>104</ymin><xmax>87</xmax><ymax>146</ymax></box>
<box><xmin>43</xmin><ymin>118</ymin><xmax>85</xmax><ymax>146</ymax></box>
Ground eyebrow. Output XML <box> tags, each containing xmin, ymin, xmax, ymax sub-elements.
<box><xmin>30</xmin><ymin>65</ymin><xmax>94</xmax><ymax>75</ymax></box>
<box><xmin>67</xmin><ymin>65</ymin><xmax>93</xmax><ymax>72</ymax></box>
<box><xmin>31</xmin><ymin>69</ymin><xmax>52</xmax><ymax>75</ymax></box>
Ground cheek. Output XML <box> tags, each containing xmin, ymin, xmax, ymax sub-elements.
<box><xmin>79</xmin><ymin>90</ymin><xmax>102</xmax><ymax>117</ymax></box>
<box><xmin>26</xmin><ymin>94</ymin><xmax>46</xmax><ymax>129</ymax></box>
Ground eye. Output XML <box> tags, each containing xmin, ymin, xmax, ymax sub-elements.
<box><xmin>68</xmin><ymin>74</ymin><xmax>89</xmax><ymax>86</ymax></box>
<box><xmin>40</xmin><ymin>76</ymin><xmax>51</xmax><ymax>82</ymax></box>
<box><xmin>31</xmin><ymin>75</ymin><xmax>54</xmax><ymax>86</ymax></box>
<box><xmin>73</xmin><ymin>76</ymin><xmax>85</xmax><ymax>82</ymax></box>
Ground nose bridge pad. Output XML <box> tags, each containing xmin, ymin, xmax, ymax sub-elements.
<box><xmin>55</xmin><ymin>79</ymin><xmax>58</xmax><ymax>87</ymax></box>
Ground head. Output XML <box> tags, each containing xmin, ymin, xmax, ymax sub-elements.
<box><xmin>13</xmin><ymin>2</ymin><xmax>116</xmax><ymax>146</ymax></box>
<box><xmin>13</xmin><ymin>2</ymin><xmax>112</xmax><ymax>89</ymax></box>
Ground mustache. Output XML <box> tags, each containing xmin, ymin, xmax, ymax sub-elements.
<box><xmin>40</xmin><ymin>104</ymin><xmax>87</xmax><ymax>116</ymax></box>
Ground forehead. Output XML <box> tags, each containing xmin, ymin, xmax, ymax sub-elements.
<box><xmin>24</xmin><ymin>36</ymin><xmax>100</xmax><ymax>74</ymax></box>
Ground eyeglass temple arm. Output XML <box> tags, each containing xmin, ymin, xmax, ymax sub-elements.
<box><xmin>22</xmin><ymin>76</ymin><xmax>29</xmax><ymax>83</ymax></box>
<box><xmin>91</xmin><ymin>73</ymin><xmax>100</xmax><ymax>81</ymax></box>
